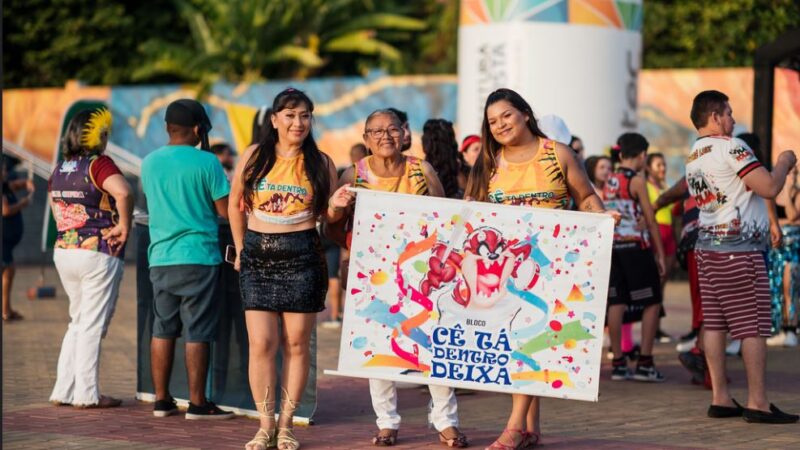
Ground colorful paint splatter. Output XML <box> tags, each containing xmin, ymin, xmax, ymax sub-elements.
<box><xmin>332</xmin><ymin>190</ymin><xmax>614</xmax><ymax>402</ymax></box>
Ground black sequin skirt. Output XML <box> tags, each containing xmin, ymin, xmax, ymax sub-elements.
<box><xmin>240</xmin><ymin>228</ymin><xmax>327</xmax><ymax>313</ymax></box>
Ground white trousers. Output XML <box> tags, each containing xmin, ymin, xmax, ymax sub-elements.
<box><xmin>369</xmin><ymin>379</ymin><xmax>459</xmax><ymax>431</ymax></box>
<box><xmin>50</xmin><ymin>249</ymin><xmax>123</xmax><ymax>406</ymax></box>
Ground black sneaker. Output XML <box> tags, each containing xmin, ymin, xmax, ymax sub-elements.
<box><xmin>185</xmin><ymin>400</ymin><xmax>234</xmax><ymax>420</ymax></box>
<box><xmin>632</xmin><ymin>365</ymin><xmax>665</xmax><ymax>382</ymax></box>
<box><xmin>611</xmin><ymin>365</ymin><xmax>631</xmax><ymax>381</ymax></box>
<box><xmin>656</xmin><ymin>329</ymin><xmax>673</xmax><ymax>344</ymax></box>
<box><xmin>678</xmin><ymin>350</ymin><xmax>706</xmax><ymax>382</ymax></box>
<box><xmin>153</xmin><ymin>397</ymin><xmax>178</xmax><ymax>417</ymax></box>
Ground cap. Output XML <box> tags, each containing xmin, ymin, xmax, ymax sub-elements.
<box><xmin>460</xmin><ymin>135</ymin><xmax>480</xmax><ymax>153</ymax></box>
<box><xmin>537</xmin><ymin>114</ymin><xmax>571</xmax><ymax>146</ymax></box>
<box><xmin>165</xmin><ymin>99</ymin><xmax>212</xmax><ymax>132</ymax></box>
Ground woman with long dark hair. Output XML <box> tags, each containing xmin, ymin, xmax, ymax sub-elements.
<box><xmin>466</xmin><ymin>88</ymin><xmax>611</xmax><ymax>450</ymax></box>
<box><xmin>422</xmin><ymin>118</ymin><xmax>463</xmax><ymax>199</ymax></box>
<box><xmin>229</xmin><ymin>88</ymin><xmax>353</xmax><ymax>450</ymax></box>
<box><xmin>48</xmin><ymin>107</ymin><xmax>133</xmax><ymax>408</ymax></box>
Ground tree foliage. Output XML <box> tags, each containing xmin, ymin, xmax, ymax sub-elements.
<box><xmin>643</xmin><ymin>0</ymin><xmax>800</xmax><ymax>69</ymax></box>
<box><xmin>3</xmin><ymin>0</ymin><xmax>799</xmax><ymax>89</ymax></box>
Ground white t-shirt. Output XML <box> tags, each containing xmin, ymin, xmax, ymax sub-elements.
<box><xmin>685</xmin><ymin>136</ymin><xmax>768</xmax><ymax>252</ymax></box>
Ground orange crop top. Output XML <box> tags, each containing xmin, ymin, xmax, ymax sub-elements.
<box><xmin>353</xmin><ymin>155</ymin><xmax>429</xmax><ymax>195</ymax></box>
<box><xmin>487</xmin><ymin>138</ymin><xmax>570</xmax><ymax>209</ymax></box>
<box><xmin>251</xmin><ymin>154</ymin><xmax>315</xmax><ymax>224</ymax></box>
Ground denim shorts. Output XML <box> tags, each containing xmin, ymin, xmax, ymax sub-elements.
<box><xmin>150</xmin><ymin>264</ymin><xmax>220</xmax><ymax>342</ymax></box>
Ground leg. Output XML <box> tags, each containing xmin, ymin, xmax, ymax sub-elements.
<box><xmin>71</xmin><ymin>255</ymin><xmax>123</xmax><ymax>405</ymax></box>
<box><xmin>151</xmin><ymin>337</ymin><xmax>176</xmax><ymax>402</ymax></box>
<box><xmin>740</xmin><ymin>337</ymin><xmax>769</xmax><ymax>411</ymax></box>
<box><xmin>278</xmin><ymin>312</ymin><xmax>316</xmax><ymax>427</ymax></box>
<box><xmin>489</xmin><ymin>394</ymin><xmax>533</xmax><ymax>447</ymax></box>
<box><xmin>185</xmin><ymin>342</ymin><xmax>209</xmax><ymax>406</ymax></box>
<box><xmin>704</xmin><ymin>330</ymin><xmax>733</xmax><ymax>407</ymax></box>
<box><xmin>245</xmin><ymin>310</ymin><xmax>280</xmax><ymax>431</ymax></box>
<box><xmin>607</xmin><ymin>305</ymin><xmax>626</xmax><ymax>360</ymax></box>
<box><xmin>428</xmin><ymin>385</ymin><xmax>459</xmax><ymax>431</ymax></box>
<box><xmin>49</xmin><ymin>250</ymin><xmax>84</xmax><ymax>404</ymax></box>
<box><xmin>2</xmin><ymin>265</ymin><xmax>15</xmax><ymax>317</ymax></box>
<box><xmin>525</xmin><ymin>396</ymin><xmax>541</xmax><ymax>439</ymax></box>
<box><xmin>328</xmin><ymin>278</ymin><xmax>341</xmax><ymax>321</ymax></box>
<box><xmin>640</xmin><ymin>303</ymin><xmax>661</xmax><ymax>358</ymax></box>
<box><xmin>369</xmin><ymin>379</ymin><xmax>401</xmax><ymax>431</ymax></box>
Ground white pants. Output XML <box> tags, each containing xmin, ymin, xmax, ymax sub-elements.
<box><xmin>50</xmin><ymin>249</ymin><xmax>123</xmax><ymax>406</ymax></box>
<box><xmin>369</xmin><ymin>379</ymin><xmax>459</xmax><ymax>431</ymax></box>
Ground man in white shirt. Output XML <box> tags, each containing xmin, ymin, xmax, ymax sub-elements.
<box><xmin>686</xmin><ymin>90</ymin><xmax>798</xmax><ymax>424</ymax></box>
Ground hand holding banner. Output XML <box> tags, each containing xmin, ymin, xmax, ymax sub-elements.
<box><xmin>326</xmin><ymin>190</ymin><xmax>613</xmax><ymax>402</ymax></box>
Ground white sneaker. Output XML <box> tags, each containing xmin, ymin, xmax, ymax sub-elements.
<box><xmin>321</xmin><ymin>319</ymin><xmax>342</xmax><ymax>329</ymax></box>
<box><xmin>783</xmin><ymin>330</ymin><xmax>798</xmax><ymax>347</ymax></box>
<box><xmin>676</xmin><ymin>337</ymin><xmax>697</xmax><ymax>353</ymax></box>
<box><xmin>767</xmin><ymin>331</ymin><xmax>787</xmax><ymax>347</ymax></box>
<box><xmin>725</xmin><ymin>339</ymin><xmax>741</xmax><ymax>356</ymax></box>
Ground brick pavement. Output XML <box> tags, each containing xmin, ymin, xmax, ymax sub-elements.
<box><xmin>3</xmin><ymin>265</ymin><xmax>799</xmax><ymax>449</ymax></box>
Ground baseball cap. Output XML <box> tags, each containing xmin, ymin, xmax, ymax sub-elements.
<box><xmin>537</xmin><ymin>114</ymin><xmax>571</xmax><ymax>146</ymax></box>
<box><xmin>460</xmin><ymin>135</ymin><xmax>480</xmax><ymax>152</ymax></box>
<box><xmin>165</xmin><ymin>99</ymin><xmax>212</xmax><ymax>132</ymax></box>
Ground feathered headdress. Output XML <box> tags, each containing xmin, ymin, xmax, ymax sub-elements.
<box><xmin>81</xmin><ymin>108</ymin><xmax>113</xmax><ymax>148</ymax></box>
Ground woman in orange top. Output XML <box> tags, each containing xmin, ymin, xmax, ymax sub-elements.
<box><xmin>229</xmin><ymin>88</ymin><xmax>352</xmax><ymax>450</ymax></box>
<box><xmin>466</xmin><ymin>88</ymin><xmax>612</xmax><ymax>450</ymax></box>
<box><xmin>336</xmin><ymin>110</ymin><xmax>469</xmax><ymax>448</ymax></box>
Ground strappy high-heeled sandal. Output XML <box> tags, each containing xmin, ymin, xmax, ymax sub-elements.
<box><xmin>277</xmin><ymin>388</ymin><xmax>300</xmax><ymax>450</ymax></box>
<box><xmin>245</xmin><ymin>387</ymin><xmax>276</xmax><ymax>450</ymax></box>
<box><xmin>438</xmin><ymin>426</ymin><xmax>468</xmax><ymax>448</ymax></box>
<box><xmin>485</xmin><ymin>429</ymin><xmax>529</xmax><ymax>450</ymax></box>
<box><xmin>525</xmin><ymin>431</ymin><xmax>540</xmax><ymax>448</ymax></box>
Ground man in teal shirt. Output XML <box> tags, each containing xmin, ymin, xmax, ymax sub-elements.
<box><xmin>141</xmin><ymin>99</ymin><xmax>233</xmax><ymax>420</ymax></box>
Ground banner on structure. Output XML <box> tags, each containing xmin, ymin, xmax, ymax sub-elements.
<box><xmin>326</xmin><ymin>190</ymin><xmax>614</xmax><ymax>402</ymax></box>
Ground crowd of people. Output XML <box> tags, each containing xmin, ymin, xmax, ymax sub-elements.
<box><xmin>17</xmin><ymin>85</ymin><xmax>798</xmax><ymax>450</ymax></box>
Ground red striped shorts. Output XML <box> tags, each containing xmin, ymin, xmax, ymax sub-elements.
<box><xmin>695</xmin><ymin>250</ymin><xmax>771</xmax><ymax>339</ymax></box>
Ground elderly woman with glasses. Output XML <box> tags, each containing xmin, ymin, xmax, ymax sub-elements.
<box><xmin>334</xmin><ymin>109</ymin><xmax>468</xmax><ymax>448</ymax></box>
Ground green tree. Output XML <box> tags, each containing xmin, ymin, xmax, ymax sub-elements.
<box><xmin>132</xmin><ymin>0</ymin><xmax>426</xmax><ymax>85</ymax></box>
<box><xmin>3</xmin><ymin>0</ymin><xmax>187</xmax><ymax>88</ymax></box>
<box><xmin>643</xmin><ymin>0</ymin><xmax>800</xmax><ymax>68</ymax></box>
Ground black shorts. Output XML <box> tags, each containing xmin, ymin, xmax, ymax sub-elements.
<box><xmin>239</xmin><ymin>228</ymin><xmax>327</xmax><ymax>313</ymax></box>
<box><xmin>608</xmin><ymin>247</ymin><xmax>662</xmax><ymax>308</ymax></box>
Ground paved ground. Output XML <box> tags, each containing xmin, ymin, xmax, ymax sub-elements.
<box><xmin>3</xmin><ymin>265</ymin><xmax>799</xmax><ymax>449</ymax></box>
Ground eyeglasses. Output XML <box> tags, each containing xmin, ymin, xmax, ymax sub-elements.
<box><xmin>365</xmin><ymin>126</ymin><xmax>402</xmax><ymax>139</ymax></box>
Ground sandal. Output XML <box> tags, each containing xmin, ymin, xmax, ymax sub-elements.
<box><xmin>74</xmin><ymin>395</ymin><xmax>122</xmax><ymax>409</ymax></box>
<box><xmin>246</xmin><ymin>387</ymin><xmax>276</xmax><ymax>450</ymax></box>
<box><xmin>439</xmin><ymin>426</ymin><xmax>468</xmax><ymax>448</ymax></box>
<box><xmin>277</xmin><ymin>388</ymin><xmax>300</xmax><ymax>450</ymax></box>
<box><xmin>2</xmin><ymin>310</ymin><xmax>23</xmax><ymax>321</ymax></box>
<box><xmin>373</xmin><ymin>429</ymin><xmax>398</xmax><ymax>446</ymax></box>
<box><xmin>485</xmin><ymin>429</ymin><xmax>529</xmax><ymax>450</ymax></box>
<box><xmin>246</xmin><ymin>429</ymin><xmax>277</xmax><ymax>450</ymax></box>
<box><xmin>525</xmin><ymin>431</ymin><xmax>541</xmax><ymax>448</ymax></box>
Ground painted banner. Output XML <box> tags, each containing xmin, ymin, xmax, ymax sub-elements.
<box><xmin>457</xmin><ymin>0</ymin><xmax>643</xmax><ymax>154</ymax></box>
<box><xmin>327</xmin><ymin>190</ymin><xmax>614</xmax><ymax>401</ymax></box>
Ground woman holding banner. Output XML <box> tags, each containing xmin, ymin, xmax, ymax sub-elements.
<box><xmin>466</xmin><ymin>88</ymin><xmax>612</xmax><ymax>450</ymax></box>
<box><xmin>332</xmin><ymin>108</ymin><xmax>468</xmax><ymax>448</ymax></box>
<box><xmin>229</xmin><ymin>88</ymin><xmax>353</xmax><ymax>450</ymax></box>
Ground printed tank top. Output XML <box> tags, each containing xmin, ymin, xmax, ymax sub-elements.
<box><xmin>48</xmin><ymin>155</ymin><xmax>120</xmax><ymax>256</ymax></box>
<box><xmin>487</xmin><ymin>138</ymin><xmax>569</xmax><ymax>209</ymax></box>
<box><xmin>603</xmin><ymin>167</ymin><xmax>648</xmax><ymax>249</ymax></box>
<box><xmin>251</xmin><ymin>154</ymin><xmax>314</xmax><ymax>225</ymax></box>
<box><xmin>353</xmin><ymin>155</ymin><xmax>429</xmax><ymax>195</ymax></box>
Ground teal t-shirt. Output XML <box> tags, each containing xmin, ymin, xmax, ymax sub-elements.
<box><xmin>142</xmin><ymin>145</ymin><xmax>230</xmax><ymax>267</ymax></box>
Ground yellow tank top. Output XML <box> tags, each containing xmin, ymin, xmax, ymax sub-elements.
<box><xmin>487</xmin><ymin>139</ymin><xmax>569</xmax><ymax>209</ymax></box>
<box><xmin>251</xmin><ymin>154</ymin><xmax>314</xmax><ymax>224</ymax></box>
<box><xmin>353</xmin><ymin>155</ymin><xmax>429</xmax><ymax>195</ymax></box>
<box><xmin>647</xmin><ymin>181</ymin><xmax>673</xmax><ymax>226</ymax></box>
